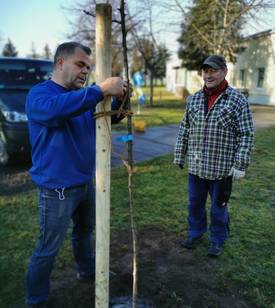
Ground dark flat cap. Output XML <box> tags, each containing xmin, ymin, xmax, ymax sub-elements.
<box><xmin>201</xmin><ymin>55</ymin><xmax>227</xmax><ymax>70</ymax></box>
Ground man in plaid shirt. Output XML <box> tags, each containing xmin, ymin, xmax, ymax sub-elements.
<box><xmin>174</xmin><ymin>55</ymin><xmax>254</xmax><ymax>256</ymax></box>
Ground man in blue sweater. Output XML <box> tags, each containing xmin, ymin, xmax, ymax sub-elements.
<box><xmin>25</xmin><ymin>42</ymin><xmax>129</xmax><ymax>307</ymax></box>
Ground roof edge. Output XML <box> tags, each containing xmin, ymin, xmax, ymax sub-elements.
<box><xmin>244</xmin><ymin>28</ymin><xmax>275</xmax><ymax>41</ymax></box>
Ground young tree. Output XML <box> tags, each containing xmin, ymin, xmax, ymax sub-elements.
<box><xmin>176</xmin><ymin>0</ymin><xmax>275</xmax><ymax>70</ymax></box>
<box><xmin>2</xmin><ymin>38</ymin><xmax>18</xmax><ymax>57</ymax></box>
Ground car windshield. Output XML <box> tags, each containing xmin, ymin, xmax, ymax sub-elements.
<box><xmin>0</xmin><ymin>59</ymin><xmax>53</xmax><ymax>89</ymax></box>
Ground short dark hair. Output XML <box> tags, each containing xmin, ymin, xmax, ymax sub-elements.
<box><xmin>53</xmin><ymin>42</ymin><xmax>91</xmax><ymax>67</ymax></box>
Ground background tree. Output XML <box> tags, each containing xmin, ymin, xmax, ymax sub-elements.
<box><xmin>130</xmin><ymin>40</ymin><xmax>169</xmax><ymax>85</ymax></box>
<box><xmin>65</xmin><ymin>0</ymin><xmax>170</xmax><ymax>105</ymax></box>
<box><xmin>175</xmin><ymin>0</ymin><xmax>275</xmax><ymax>70</ymax></box>
<box><xmin>130</xmin><ymin>48</ymin><xmax>144</xmax><ymax>75</ymax></box>
<box><xmin>128</xmin><ymin>0</ymin><xmax>170</xmax><ymax>105</ymax></box>
<box><xmin>64</xmin><ymin>0</ymin><xmax>125</xmax><ymax>76</ymax></box>
<box><xmin>154</xmin><ymin>43</ymin><xmax>170</xmax><ymax>85</ymax></box>
<box><xmin>28</xmin><ymin>42</ymin><xmax>39</xmax><ymax>59</ymax></box>
<box><xmin>0</xmin><ymin>33</ymin><xmax>3</xmax><ymax>51</ymax></box>
<box><xmin>43</xmin><ymin>43</ymin><xmax>52</xmax><ymax>59</ymax></box>
<box><xmin>2</xmin><ymin>38</ymin><xmax>18</xmax><ymax>57</ymax></box>
<box><xmin>129</xmin><ymin>37</ymin><xmax>155</xmax><ymax>105</ymax></box>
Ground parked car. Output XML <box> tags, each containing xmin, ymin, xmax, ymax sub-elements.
<box><xmin>0</xmin><ymin>57</ymin><xmax>53</xmax><ymax>165</ymax></box>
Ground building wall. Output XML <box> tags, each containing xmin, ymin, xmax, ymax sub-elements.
<box><xmin>166</xmin><ymin>54</ymin><xmax>203</xmax><ymax>97</ymax></box>
<box><xmin>166</xmin><ymin>29</ymin><xmax>275</xmax><ymax>106</ymax></box>
<box><xmin>166</xmin><ymin>55</ymin><xmax>181</xmax><ymax>93</ymax></box>
<box><xmin>166</xmin><ymin>57</ymin><xmax>202</xmax><ymax>97</ymax></box>
<box><xmin>231</xmin><ymin>31</ymin><xmax>275</xmax><ymax>106</ymax></box>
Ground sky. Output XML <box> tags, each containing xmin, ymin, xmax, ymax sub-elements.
<box><xmin>0</xmin><ymin>0</ymin><xmax>71</xmax><ymax>57</ymax></box>
<box><xmin>1</xmin><ymin>0</ymin><xmax>275</xmax><ymax>58</ymax></box>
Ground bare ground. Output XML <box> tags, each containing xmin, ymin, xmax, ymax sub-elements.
<box><xmin>2</xmin><ymin>104</ymin><xmax>275</xmax><ymax>307</ymax></box>
<box><xmin>28</xmin><ymin>228</ymin><xmax>254</xmax><ymax>308</ymax></box>
<box><xmin>1</xmin><ymin>162</ymin><xmax>255</xmax><ymax>308</ymax></box>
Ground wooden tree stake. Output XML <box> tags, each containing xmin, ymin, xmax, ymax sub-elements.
<box><xmin>95</xmin><ymin>4</ymin><xmax>112</xmax><ymax>308</ymax></box>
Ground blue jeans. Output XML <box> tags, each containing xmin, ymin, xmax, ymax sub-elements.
<box><xmin>187</xmin><ymin>174</ymin><xmax>231</xmax><ymax>245</ymax></box>
<box><xmin>26</xmin><ymin>182</ymin><xmax>95</xmax><ymax>305</ymax></box>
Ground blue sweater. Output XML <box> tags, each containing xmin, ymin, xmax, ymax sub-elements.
<box><xmin>26</xmin><ymin>79</ymin><xmax>120</xmax><ymax>189</ymax></box>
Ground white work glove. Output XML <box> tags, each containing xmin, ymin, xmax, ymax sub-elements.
<box><xmin>229</xmin><ymin>167</ymin><xmax>245</xmax><ymax>180</ymax></box>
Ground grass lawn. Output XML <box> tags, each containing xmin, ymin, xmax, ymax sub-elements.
<box><xmin>113</xmin><ymin>86</ymin><xmax>185</xmax><ymax>131</ymax></box>
<box><xmin>0</xmin><ymin>88</ymin><xmax>274</xmax><ymax>307</ymax></box>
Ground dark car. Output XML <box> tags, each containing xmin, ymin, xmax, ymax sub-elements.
<box><xmin>0</xmin><ymin>57</ymin><xmax>53</xmax><ymax>165</ymax></box>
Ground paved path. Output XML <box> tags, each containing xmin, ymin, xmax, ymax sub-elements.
<box><xmin>250</xmin><ymin>105</ymin><xmax>275</xmax><ymax>128</ymax></box>
<box><xmin>111</xmin><ymin>106</ymin><xmax>275</xmax><ymax>166</ymax></box>
<box><xmin>112</xmin><ymin>124</ymin><xmax>178</xmax><ymax>166</ymax></box>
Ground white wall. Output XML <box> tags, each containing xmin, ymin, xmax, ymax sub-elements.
<box><xmin>166</xmin><ymin>29</ymin><xmax>275</xmax><ymax>106</ymax></box>
<box><xmin>230</xmin><ymin>31</ymin><xmax>275</xmax><ymax>106</ymax></box>
<box><xmin>166</xmin><ymin>56</ymin><xmax>202</xmax><ymax>96</ymax></box>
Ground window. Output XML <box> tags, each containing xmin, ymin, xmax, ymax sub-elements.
<box><xmin>239</xmin><ymin>69</ymin><xmax>246</xmax><ymax>87</ymax></box>
<box><xmin>0</xmin><ymin>59</ymin><xmax>53</xmax><ymax>89</ymax></box>
<box><xmin>257</xmin><ymin>68</ymin><xmax>265</xmax><ymax>88</ymax></box>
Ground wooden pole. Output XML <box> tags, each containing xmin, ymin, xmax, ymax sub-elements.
<box><xmin>95</xmin><ymin>4</ymin><xmax>112</xmax><ymax>308</ymax></box>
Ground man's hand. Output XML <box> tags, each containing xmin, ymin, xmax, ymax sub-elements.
<box><xmin>98</xmin><ymin>77</ymin><xmax>127</xmax><ymax>97</ymax></box>
<box><xmin>117</xmin><ymin>82</ymin><xmax>133</xmax><ymax>101</ymax></box>
<box><xmin>228</xmin><ymin>167</ymin><xmax>245</xmax><ymax>180</ymax></box>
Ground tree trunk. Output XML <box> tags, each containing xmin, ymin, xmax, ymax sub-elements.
<box><xmin>149</xmin><ymin>70</ymin><xmax>154</xmax><ymax>107</ymax></box>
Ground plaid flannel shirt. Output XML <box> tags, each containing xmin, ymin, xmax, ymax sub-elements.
<box><xmin>174</xmin><ymin>86</ymin><xmax>254</xmax><ymax>180</ymax></box>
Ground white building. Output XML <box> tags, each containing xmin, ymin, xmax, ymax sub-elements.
<box><xmin>166</xmin><ymin>29</ymin><xmax>275</xmax><ymax>106</ymax></box>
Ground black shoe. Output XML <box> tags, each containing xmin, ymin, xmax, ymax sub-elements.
<box><xmin>180</xmin><ymin>236</ymin><xmax>202</xmax><ymax>249</ymax></box>
<box><xmin>207</xmin><ymin>243</ymin><xmax>223</xmax><ymax>257</ymax></box>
